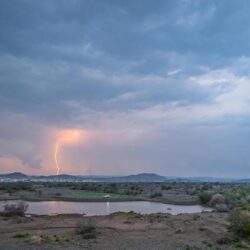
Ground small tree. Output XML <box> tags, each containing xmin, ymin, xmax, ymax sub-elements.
<box><xmin>4</xmin><ymin>201</ymin><xmax>28</xmax><ymax>216</ymax></box>
<box><xmin>199</xmin><ymin>192</ymin><xmax>211</xmax><ymax>205</ymax></box>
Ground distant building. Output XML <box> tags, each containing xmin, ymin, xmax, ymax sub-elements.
<box><xmin>103</xmin><ymin>194</ymin><xmax>111</xmax><ymax>198</ymax></box>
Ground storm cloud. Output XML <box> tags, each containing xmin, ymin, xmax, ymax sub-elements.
<box><xmin>0</xmin><ymin>0</ymin><xmax>250</xmax><ymax>177</ymax></box>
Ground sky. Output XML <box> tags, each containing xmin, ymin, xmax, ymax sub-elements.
<box><xmin>0</xmin><ymin>0</ymin><xmax>250</xmax><ymax>177</ymax></box>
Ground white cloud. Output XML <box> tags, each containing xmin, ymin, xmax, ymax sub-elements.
<box><xmin>189</xmin><ymin>69</ymin><xmax>236</xmax><ymax>86</ymax></box>
<box><xmin>167</xmin><ymin>69</ymin><xmax>182</xmax><ymax>76</ymax></box>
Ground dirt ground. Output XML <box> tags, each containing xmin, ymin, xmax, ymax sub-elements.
<box><xmin>0</xmin><ymin>211</ymin><xmax>247</xmax><ymax>250</ymax></box>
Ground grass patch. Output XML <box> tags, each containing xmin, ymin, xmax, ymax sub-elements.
<box><xmin>202</xmin><ymin>240</ymin><xmax>213</xmax><ymax>247</ymax></box>
<box><xmin>240</xmin><ymin>203</ymin><xmax>250</xmax><ymax>211</ymax></box>
<box><xmin>184</xmin><ymin>245</ymin><xmax>193</xmax><ymax>250</ymax></box>
<box><xmin>13</xmin><ymin>232</ymin><xmax>30</xmax><ymax>238</ymax></box>
<box><xmin>111</xmin><ymin>210</ymin><xmax>141</xmax><ymax>217</ymax></box>
<box><xmin>46</xmin><ymin>235</ymin><xmax>71</xmax><ymax>243</ymax></box>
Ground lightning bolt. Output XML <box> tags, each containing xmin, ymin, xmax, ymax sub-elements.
<box><xmin>54</xmin><ymin>130</ymin><xmax>81</xmax><ymax>175</ymax></box>
<box><xmin>54</xmin><ymin>140</ymin><xmax>61</xmax><ymax>175</ymax></box>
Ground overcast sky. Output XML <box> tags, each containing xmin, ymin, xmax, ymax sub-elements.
<box><xmin>0</xmin><ymin>0</ymin><xmax>250</xmax><ymax>177</ymax></box>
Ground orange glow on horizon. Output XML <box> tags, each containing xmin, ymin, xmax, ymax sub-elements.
<box><xmin>54</xmin><ymin>129</ymin><xmax>85</xmax><ymax>175</ymax></box>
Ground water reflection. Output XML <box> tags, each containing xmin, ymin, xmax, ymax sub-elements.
<box><xmin>0</xmin><ymin>200</ymin><xmax>212</xmax><ymax>216</ymax></box>
<box><xmin>106</xmin><ymin>201</ymin><xmax>110</xmax><ymax>214</ymax></box>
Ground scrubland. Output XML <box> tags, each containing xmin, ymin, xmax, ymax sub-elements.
<box><xmin>0</xmin><ymin>181</ymin><xmax>249</xmax><ymax>249</ymax></box>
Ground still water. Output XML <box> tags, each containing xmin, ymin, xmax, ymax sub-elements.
<box><xmin>0</xmin><ymin>200</ymin><xmax>212</xmax><ymax>216</ymax></box>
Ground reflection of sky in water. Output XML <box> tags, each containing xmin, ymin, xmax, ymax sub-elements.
<box><xmin>0</xmin><ymin>200</ymin><xmax>213</xmax><ymax>216</ymax></box>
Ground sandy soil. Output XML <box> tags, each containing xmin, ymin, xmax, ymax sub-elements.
<box><xmin>0</xmin><ymin>211</ymin><xmax>245</xmax><ymax>250</ymax></box>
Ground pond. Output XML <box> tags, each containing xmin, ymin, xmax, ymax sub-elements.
<box><xmin>0</xmin><ymin>200</ymin><xmax>212</xmax><ymax>216</ymax></box>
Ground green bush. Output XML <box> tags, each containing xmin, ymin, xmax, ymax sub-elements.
<box><xmin>229</xmin><ymin>209</ymin><xmax>250</xmax><ymax>237</ymax></box>
<box><xmin>199</xmin><ymin>192</ymin><xmax>211</xmax><ymax>205</ymax></box>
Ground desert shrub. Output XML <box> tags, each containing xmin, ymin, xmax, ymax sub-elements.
<box><xmin>76</xmin><ymin>218</ymin><xmax>97</xmax><ymax>239</ymax></box>
<box><xmin>209</xmin><ymin>193</ymin><xmax>226</xmax><ymax>207</ymax></box>
<box><xmin>229</xmin><ymin>209</ymin><xmax>250</xmax><ymax>237</ymax></box>
<box><xmin>246</xmin><ymin>196</ymin><xmax>250</xmax><ymax>202</ymax></box>
<box><xmin>161</xmin><ymin>185</ymin><xmax>172</xmax><ymax>190</ymax></box>
<box><xmin>187</xmin><ymin>189</ymin><xmax>197</xmax><ymax>195</ymax></box>
<box><xmin>240</xmin><ymin>203</ymin><xmax>250</xmax><ymax>211</ymax></box>
<box><xmin>4</xmin><ymin>201</ymin><xmax>28</xmax><ymax>216</ymax></box>
<box><xmin>199</xmin><ymin>192</ymin><xmax>211</xmax><ymax>205</ymax></box>
<box><xmin>215</xmin><ymin>203</ymin><xmax>230</xmax><ymax>212</ymax></box>
<box><xmin>223</xmin><ymin>192</ymin><xmax>239</xmax><ymax>207</ymax></box>
<box><xmin>150</xmin><ymin>192</ymin><xmax>162</xmax><ymax>198</ymax></box>
<box><xmin>37</xmin><ymin>190</ymin><xmax>42</xmax><ymax>196</ymax></box>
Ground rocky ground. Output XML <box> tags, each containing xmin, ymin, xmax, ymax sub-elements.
<box><xmin>0</xmin><ymin>211</ymin><xmax>248</xmax><ymax>250</ymax></box>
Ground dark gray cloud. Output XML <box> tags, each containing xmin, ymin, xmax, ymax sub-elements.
<box><xmin>1</xmin><ymin>0</ymin><xmax>250</xmax><ymax>62</ymax></box>
<box><xmin>0</xmin><ymin>55</ymin><xmax>213</xmax><ymax>125</ymax></box>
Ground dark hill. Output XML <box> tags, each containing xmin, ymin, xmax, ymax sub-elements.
<box><xmin>0</xmin><ymin>172</ymin><xmax>28</xmax><ymax>179</ymax></box>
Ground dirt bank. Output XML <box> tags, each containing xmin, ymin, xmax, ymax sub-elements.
<box><xmin>0</xmin><ymin>211</ymin><xmax>247</xmax><ymax>249</ymax></box>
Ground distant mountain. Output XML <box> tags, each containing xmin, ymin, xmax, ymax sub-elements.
<box><xmin>102</xmin><ymin>173</ymin><xmax>167</xmax><ymax>182</ymax></box>
<box><xmin>0</xmin><ymin>172</ymin><xmax>28</xmax><ymax>179</ymax></box>
<box><xmin>237</xmin><ymin>179</ymin><xmax>250</xmax><ymax>183</ymax></box>
<box><xmin>0</xmin><ymin>172</ymin><xmax>166</xmax><ymax>182</ymax></box>
<box><xmin>169</xmin><ymin>176</ymin><xmax>238</xmax><ymax>183</ymax></box>
<box><xmin>0</xmin><ymin>172</ymin><xmax>249</xmax><ymax>183</ymax></box>
<box><xmin>33</xmin><ymin>174</ymin><xmax>83</xmax><ymax>181</ymax></box>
